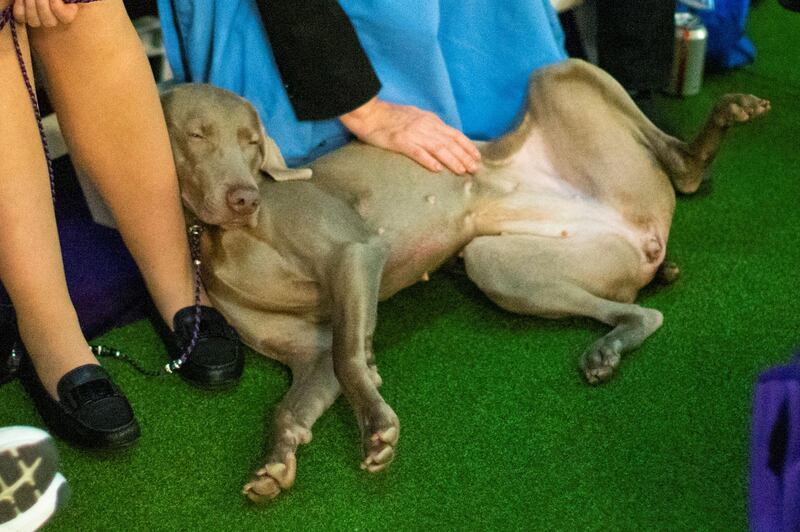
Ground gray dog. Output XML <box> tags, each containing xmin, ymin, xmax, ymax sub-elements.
<box><xmin>160</xmin><ymin>59</ymin><xmax>769</xmax><ymax>503</ymax></box>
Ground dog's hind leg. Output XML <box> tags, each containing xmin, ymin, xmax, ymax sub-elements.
<box><xmin>527</xmin><ymin>60</ymin><xmax>770</xmax><ymax>195</ymax></box>
<box><xmin>644</xmin><ymin>94</ymin><xmax>771</xmax><ymax>194</ymax></box>
<box><xmin>463</xmin><ymin>234</ymin><xmax>663</xmax><ymax>384</ymax></box>
<box><xmin>327</xmin><ymin>238</ymin><xmax>400</xmax><ymax>473</ymax></box>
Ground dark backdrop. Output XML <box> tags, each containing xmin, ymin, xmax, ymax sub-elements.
<box><xmin>124</xmin><ymin>0</ymin><xmax>158</xmax><ymax>19</ymax></box>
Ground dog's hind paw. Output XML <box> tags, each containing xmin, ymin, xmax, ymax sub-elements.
<box><xmin>580</xmin><ymin>339</ymin><xmax>622</xmax><ymax>385</ymax></box>
<box><xmin>359</xmin><ymin>403</ymin><xmax>399</xmax><ymax>473</ymax></box>
<box><xmin>242</xmin><ymin>453</ymin><xmax>296</xmax><ymax>504</ymax></box>
<box><xmin>713</xmin><ymin>94</ymin><xmax>771</xmax><ymax>128</ymax></box>
<box><xmin>655</xmin><ymin>260</ymin><xmax>681</xmax><ymax>285</ymax></box>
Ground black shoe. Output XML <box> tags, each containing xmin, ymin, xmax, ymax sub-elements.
<box><xmin>17</xmin><ymin>350</ymin><xmax>140</xmax><ymax>449</ymax></box>
<box><xmin>0</xmin><ymin>426</ymin><xmax>70</xmax><ymax>530</ymax></box>
<box><xmin>154</xmin><ymin>305</ymin><xmax>243</xmax><ymax>389</ymax></box>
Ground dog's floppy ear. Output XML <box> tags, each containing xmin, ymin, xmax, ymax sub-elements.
<box><xmin>243</xmin><ymin>96</ymin><xmax>312</xmax><ymax>181</ymax></box>
<box><xmin>260</xmin><ymin>129</ymin><xmax>313</xmax><ymax>181</ymax></box>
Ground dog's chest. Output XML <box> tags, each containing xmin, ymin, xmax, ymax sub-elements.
<box><xmin>204</xmin><ymin>231</ymin><xmax>324</xmax><ymax>315</ymax></box>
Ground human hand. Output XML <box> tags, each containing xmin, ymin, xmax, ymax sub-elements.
<box><xmin>340</xmin><ymin>97</ymin><xmax>481</xmax><ymax>175</ymax></box>
<box><xmin>13</xmin><ymin>0</ymin><xmax>79</xmax><ymax>27</ymax></box>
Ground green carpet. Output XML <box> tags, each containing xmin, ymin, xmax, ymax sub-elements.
<box><xmin>2</xmin><ymin>3</ymin><xmax>799</xmax><ymax>530</ymax></box>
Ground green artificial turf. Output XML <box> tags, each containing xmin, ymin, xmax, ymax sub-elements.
<box><xmin>2</xmin><ymin>3</ymin><xmax>799</xmax><ymax>530</ymax></box>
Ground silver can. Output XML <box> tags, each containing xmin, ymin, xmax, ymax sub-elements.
<box><xmin>666</xmin><ymin>13</ymin><xmax>708</xmax><ymax>97</ymax></box>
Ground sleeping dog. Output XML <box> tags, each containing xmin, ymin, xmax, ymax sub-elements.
<box><xmin>160</xmin><ymin>59</ymin><xmax>769</xmax><ymax>502</ymax></box>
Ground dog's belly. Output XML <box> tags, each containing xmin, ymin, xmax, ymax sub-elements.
<box><xmin>379</xmin><ymin>225</ymin><xmax>473</xmax><ymax>299</ymax></box>
<box><xmin>311</xmin><ymin>138</ymin><xmax>669</xmax><ymax>294</ymax></box>
<box><xmin>366</xmin><ymin>139</ymin><xmax>669</xmax><ymax>289</ymax></box>
<box><xmin>472</xmin><ymin>134</ymin><xmax>669</xmax><ymax>282</ymax></box>
<box><xmin>311</xmin><ymin>144</ymin><xmax>478</xmax><ymax>298</ymax></box>
<box><xmin>475</xmin><ymin>179</ymin><xmax>666</xmax><ymax>263</ymax></box>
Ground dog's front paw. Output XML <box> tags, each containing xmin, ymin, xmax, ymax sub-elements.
<box><xmin>242</xmin><ymin>453</ymin><xmax>296</xmax><ymax>504</ymax></box>
<box><xmin>359</xmin><ymin>402</ymin><xmax>399</xmax><ymax>473</ymax></box>
<box><xmin>580</xmin><ymin>338</ymin><xmax>622</xmax><ymax>385</ymax></box>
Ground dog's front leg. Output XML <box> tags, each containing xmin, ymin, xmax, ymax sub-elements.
<box><xmin>243</xmin><ymin>352</ymin><xmax>341</xmax><ymax>503</ymax></box>
<box><xmin>327</xmin><ymin>238</ymin><xmax>398</xmax><ymax>473</ymax></box>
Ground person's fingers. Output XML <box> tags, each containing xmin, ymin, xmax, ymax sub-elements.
<box><xmin>402</xmin><ymin>142</ymin><xmax>443</xmax><ymax>172</ymax></box>
<box><xmin>425</xmin><ymin>138</ymin><xmax>467</xmax><ymax>175</ymax></box>
<box><xmin>422</xmin><ymin>116</ymin><xmax>479</xmax><ymax>159</ymax></box>
<box><xmin>434</xmin><ymin>135</ymin><xmax>479</xmax><ymax>174</ymax></box>
<box><xmin>35</xmin><ymin>0</ymin><xmax>57</xmax><ymax>27</ymax></box>
<box><xmin>417</xmin><ymin>113</ymin><xmax>481</xmax><ymax>167</ymax></box>
<box><xmin>446</xmin><ymin>128</ymin><xmax>481</xmax><ymax>162</ymax></box>
<box><xmin>23</xmin><ymin>0</ymin><xmax>41</xmax><ymax>26</ymax></box>
<box><xmin>388</xmin><ymin>129</ymin><xmax>473</xmax><ymax>175</ymax></box>
<box><xmin>341</xmin><ymin>99</ymin><xmax>481</xmax><ymax>175</ymax></box>
<box><xmin>50</xmin><ymin>0</ymin><xmax>79</xmax><ymax>24</ymax></box>
<box><xmin>12</xmin><ymin>0</ymin><xmax>26</xmax><ymax>24</ymax></box>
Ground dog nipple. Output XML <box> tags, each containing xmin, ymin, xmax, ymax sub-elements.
<box><xmin>357</xmin><ymin>200</ymin><xmax>371</xmax><ymax>219</ymax></box>
<box><xmin>426</xmin><ymin>195</ymin><xmax>436</xmax><ymax>205</ymax></box>
<box><xmin>561</xmin><ymin>230</ymin><xmax>569</xmax><ymax>238</ymax></box>
<box><xmin>377</xmin><ymin>227</ymin><xmax>386</xmax><ymax>235</ymax></box>
<box><xmin>463</xmin><ymin>180</ymin><xmax>473</xmax><ymax>194</ymax></box>
<box><xmin>421</xmin><ymin>272</ymin><xmax>430</xmax><ymax>281</ymax></box>
<box><xmin>644</xmin><ymin>237</ymin><xmax>663</xmax><ymax>262</ymax></box>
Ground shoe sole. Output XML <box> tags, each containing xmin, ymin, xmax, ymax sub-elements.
<box><xmin>179</xmin><ymin>369</ymin><xmax>242</xmax><ymax>391</ymax></box>
<box><xmin>0</xmin><ymin>426</ymin><xmax>70</xmax><ymax>531</ymax></box>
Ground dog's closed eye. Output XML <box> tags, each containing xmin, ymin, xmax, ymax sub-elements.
<box><xmin>188</xmin><ymin>131</ymin><xmax>206</xmax><ymax>140</ymax></box>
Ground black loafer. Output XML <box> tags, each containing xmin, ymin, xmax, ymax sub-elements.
<box><xmin>155</xmin><ymin>305</ymin><xmax>243</xmax><ymax>389</ymax></box>
<box><xmin>17</xmin><ymin>350</ymin><xmax>140</xmax><ymax>449</ymax></box>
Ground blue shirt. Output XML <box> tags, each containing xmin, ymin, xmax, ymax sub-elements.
<box><xmin>158</xmin><ymin>0</ymin><xmax>567</xmax><ymax>166</ymax></box>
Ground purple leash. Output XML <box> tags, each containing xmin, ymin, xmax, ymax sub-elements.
<box><xmin>1</xmin><ymin>1</ymin><xmax>203</xmax><ymax>375</ymax></box>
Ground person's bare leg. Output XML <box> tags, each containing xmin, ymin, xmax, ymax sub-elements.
<box><xmin>0</xmin><ymin>11</ymin><xmax>96</xmax><ymax>397</ymax></box>
<box><xmin>29</xmin><ymin>0</ymin><xmax>208</xmax><ymax>326</ymax></box>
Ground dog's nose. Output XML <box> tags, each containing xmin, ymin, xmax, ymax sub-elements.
<box><xmin>226</xmin><ymin>186</ymin><xmax>260</xmax><ymax>215</ymax></box>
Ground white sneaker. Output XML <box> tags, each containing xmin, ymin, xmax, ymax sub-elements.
<box><xmin>0</xmin><ymin>427</ymin><xmax>69</xmax><ymax>531</ymax></box>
